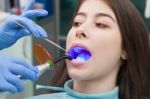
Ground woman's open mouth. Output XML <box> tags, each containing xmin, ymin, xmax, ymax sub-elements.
<box><xmin>67</xmin><ymin>46</ymin><xmax>92</xmax><ymax>62</ymax></box>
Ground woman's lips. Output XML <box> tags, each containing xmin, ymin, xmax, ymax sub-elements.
<box><xmin>69</xmin><ymin>59</ymin><xmax>86</xmax><ymax>67</ymax></box>
<box><xmin>67</xmin><ymin>45</ymin><xmax>92</xmax><ymax>65</ymax></box>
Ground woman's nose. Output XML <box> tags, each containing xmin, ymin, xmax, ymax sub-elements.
<box><xmin>75</xmin><ymin>27</ymin><xmax>87</xmax><ymax>39</ymax></box>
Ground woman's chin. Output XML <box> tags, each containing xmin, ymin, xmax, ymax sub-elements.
<box><xmin>66</xmin><ymin>60</ymin><xmax>92</xmax><ymax>80</ymax></box>
<box><xmin>68</xmin><ymin>69</ymin><xmax>89</xmax><ymax>81</ymax></box>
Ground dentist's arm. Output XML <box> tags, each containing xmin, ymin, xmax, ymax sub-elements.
<box><xmin>0</xmin><ymin>0</ymin><xmax>46</xmax><ymax>93</ymax></box>
<box><xmin>0</xmin><ymin>0</ymin><xmax>48</xmax><ymax>49</ymax></box>
<box><xmin>0</xmin><ymin>54</ymin><xmax>39</xmax><ymax>93</ymax></box>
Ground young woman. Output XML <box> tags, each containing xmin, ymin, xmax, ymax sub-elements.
<box><xmin>27</xmin><ymin>0</ymin><xmax>150</xmax><ymax>99</ymax></box>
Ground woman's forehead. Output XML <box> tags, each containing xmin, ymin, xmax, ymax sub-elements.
<box><xmin>78</xmin><ymin>0</ymin><xmax>116</xmax><ymax>20</ymax></box>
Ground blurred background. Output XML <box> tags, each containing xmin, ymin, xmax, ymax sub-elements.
<box><xmin>0</xmin><ymin>0</ymin><xmax>149</xmax><ymax>99</ymax></box>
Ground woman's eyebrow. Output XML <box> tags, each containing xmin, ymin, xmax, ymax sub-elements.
<box><xmin>96</xmin><ymin>13</ymin><xmax>116</xmax><ymax>23</ymax></box>
<box><xmin>76</xmin><ymin>12</ymin><xmax>116</xmax><ymax>23</ymax></box>
<box><xmin>76</xmin><ymin>12</ymin><xmax>86</xmax><ymax>17</ymax></box>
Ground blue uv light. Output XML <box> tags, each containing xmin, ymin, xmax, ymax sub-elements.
<box><xmin>67</xmin><ymin>46</ymin><xmax>91</xmax><ymax>62</ymax></box>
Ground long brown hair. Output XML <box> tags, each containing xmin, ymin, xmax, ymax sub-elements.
<box><xmin>103</xmin><ymin>0</ymin><xmax>150</xmax><ymax>98</ymax></box>
<box><xmin>49</xmin><ymin>0</ymin><xmax>150</xmax><ymax>98</ymax></box>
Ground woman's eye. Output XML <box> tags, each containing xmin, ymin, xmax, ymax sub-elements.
<box><xmin>95</xmin><ymin>23</ymin><xmax>108</xmax><ymax>29</ymax></box>
<box><xmin>72</xmin><ymin>21</ymin><xmax>82</xmax><ymax>27</ymax></box>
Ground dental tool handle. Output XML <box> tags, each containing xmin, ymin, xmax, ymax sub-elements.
<box><xmin>36</xmin><ymin>62</ymin><xmax>52</xmax><ymax>77</ymax></box>
<box><xmin>36</xmin><ymin>55</ymin><xmax>72</xmax><ymax>77</ymax></box>
<box><xmin>18</xmin><ymin>62</ymin><xmax>51</xmax><ymax>80</ymax></box>
<box><xmin>37</xmin><ymin>63</ymin><xmax>49</xmax><ymax>77</ymax></box>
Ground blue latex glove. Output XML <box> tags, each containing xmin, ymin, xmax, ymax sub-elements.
<box><xmin>0</xmin><ymin>53</ymin><xmax>39</xmax><ymax>93</ymax></box>
<box><xmin>0</xmin><ymin>0</ymin><xmax>48</xmax><ymax>49</ymax></box>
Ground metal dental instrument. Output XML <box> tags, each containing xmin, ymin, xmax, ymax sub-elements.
<box><xmin>15</xmin><ymin>21</ymin><xmax>66</xmax><ymax>52</ymax></box>
<box><xmin>43</xmin><ymin>38</ymin><xmax>66</xmax><ymax>52</ymax></box>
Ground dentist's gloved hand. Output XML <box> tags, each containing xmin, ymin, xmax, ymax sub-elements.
<box><xmin>0</xmin><ymin>53</ymin><xmax>39</xmax><ymax>93</ymax></box>
<box><xmin>0</xmin><ymin>0</ymin><xmax>48</xmax><ymax>49</ymax></box>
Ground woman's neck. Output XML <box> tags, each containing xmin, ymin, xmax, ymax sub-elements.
<box><xmin>73</xmin><ymin>73</ymin><xmax>117</xmax><ymax>94</ymax></box>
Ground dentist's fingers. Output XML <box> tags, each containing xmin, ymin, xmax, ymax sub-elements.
<box><xmin>0</xmin><ymin>82</ymin><xmax>18</xmax><ymax>93</ymax></box>
<box><xmin>15</xmin><ymin>17</ymin><xmax>47</xmax><ymax>38</ymax></box>
<box><xmin>5</xmin><ymin>71</ymin><xmax>24</xmax><ymax>93</ymax></box>
<box><xmin>21</xmin><ymin>10</ymin><xmax>48</xmax><ymax>19</ymax></box>
<box><xmin>34</xmin><ymin>24</ymin><xmax>48</xmax><ymax>37</ymax></box>
<box><xmin>0</xmin><ymin>74</ymin><xmax>18</xmax><ymax>93</ymax></box>
<box><xmin>11</xmin><ymin>57</ymin><xmax>39</xmax><ymax>74</ymax></box>
<box><xmin>10</xmin><ymin>63</ymin><xmax>38</xmax><ymax>81</ymax></box>
<box><xmin>23</xmin><ymin>0</ymin><xmax>35</xmax><ymax>11</ymax></box>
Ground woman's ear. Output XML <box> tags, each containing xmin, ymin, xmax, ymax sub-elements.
<box><xmin>121</xmin><ymin>50</ymin><xmax>127</xmax><ymax>60</ymax></box>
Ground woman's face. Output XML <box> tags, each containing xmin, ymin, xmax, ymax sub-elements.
<box><xmin>66</xmin><ymin>0</ymin><xmax>124</xmax><ymax>81</ymax></box>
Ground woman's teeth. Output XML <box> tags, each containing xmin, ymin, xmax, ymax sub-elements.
<box><xmin>67</xmin><ymin>46</ymin><xmax>91</xmax><ymax>62</ymax></box>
